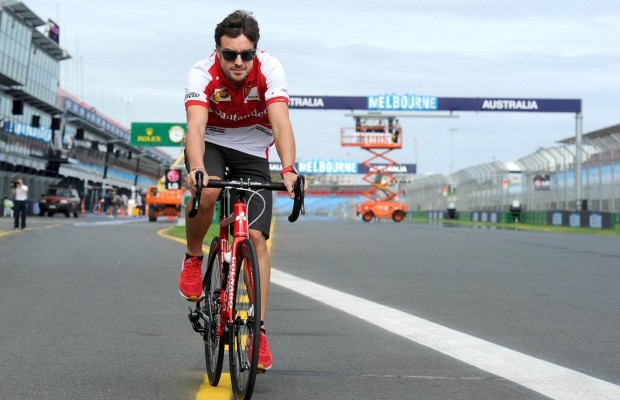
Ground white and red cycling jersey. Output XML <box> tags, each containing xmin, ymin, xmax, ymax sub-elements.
<box><xmin>184</xmin><ymin>49</ymin><xmax>289</xmax><ymax>159</ymax></box>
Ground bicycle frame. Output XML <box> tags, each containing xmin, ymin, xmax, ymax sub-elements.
<box><xmin>188</xmin><ymin>175</ymin><xmax>304</xmax><ymax>333</ymax></box>
<box><xmin>215</xmin><ymin>189</ymin><xmax>255</xmax><ymax>336</ymax></box>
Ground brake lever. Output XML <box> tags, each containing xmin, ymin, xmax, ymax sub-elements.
<box><xmin>288</xmin><ymin>175</ymin><xmax>305</xmax><ymax>222</ymax></box>
<box><xmin>188</xmin><ymin>170</ymin><xmax>203</xmax><ymax>218</ymax></box>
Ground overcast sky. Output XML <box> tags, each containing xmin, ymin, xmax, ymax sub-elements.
<box><xmin>24</xmin><ymin>0</ymin><xmax>620</xmax><ymax>175</ymax></box>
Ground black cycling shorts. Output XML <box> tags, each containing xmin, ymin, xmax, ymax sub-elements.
<box><xmin>187</xmin><ymin>142</ymin><xmax>273</xmax><ymax>239</ymax></box>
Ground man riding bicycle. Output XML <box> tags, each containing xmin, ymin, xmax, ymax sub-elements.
<box><xmin>180</xmin><ymin>9</ymin><xmax>300</xmax><ymax>372</ymax></box>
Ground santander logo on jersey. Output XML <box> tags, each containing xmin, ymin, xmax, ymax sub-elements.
<box><xmin>212</xmin><ymin>108</ymin><xmax>268</xmax><ymax>122</ymax></box>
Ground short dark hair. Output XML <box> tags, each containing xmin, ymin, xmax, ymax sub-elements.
<box><xmin>214</xmin><ymin>10</ymin><xmax>260</xmax><ymax>48</ymax></box>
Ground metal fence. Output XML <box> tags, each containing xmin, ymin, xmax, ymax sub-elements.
<box><xmin>404</xmin><ymin>132</ymin><xmax>620</xmax><ymax>213</ymax></box>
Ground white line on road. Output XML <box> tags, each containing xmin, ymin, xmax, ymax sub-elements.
<box><xmin>271</xmin><ymin>268</ymin><xmax>620</xmax><ymax>400</ymax></box>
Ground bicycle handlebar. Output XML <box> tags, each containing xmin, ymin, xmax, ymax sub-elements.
<box><xmin>188</xmin><ymin>170</ymin><xmax>305</xmax><ymax>222</ymax></box>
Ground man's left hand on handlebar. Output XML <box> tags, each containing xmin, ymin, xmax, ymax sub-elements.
<box><xmin>281</xmin><ymin>171</ymin><xmax>299</xmax><ymax>199</ymax></box>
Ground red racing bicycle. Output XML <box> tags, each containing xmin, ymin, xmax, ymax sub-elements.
<box><xmin>187</xmin><ymin>171</ymin><xmax>305</xmax><ymax>400</ymax></box>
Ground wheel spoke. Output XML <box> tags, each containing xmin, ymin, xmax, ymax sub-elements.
<box><xmin>203</xmin><ymin>238</ymin><xmax>225</xmax><ymax>386</ymax></box>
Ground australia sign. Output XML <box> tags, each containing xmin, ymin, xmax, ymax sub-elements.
<box><xmin>288</xmin><ymin>95</ymin><xmax>581</xmax><ymax>113</ymax></box>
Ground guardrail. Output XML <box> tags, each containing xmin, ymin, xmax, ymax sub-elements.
<box><xmin>408</xmin><ymin>210</ymin><xmax>620</xmax><ymax>230</ymax></box>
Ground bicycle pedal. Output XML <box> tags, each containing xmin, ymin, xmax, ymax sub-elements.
<box><xmin>187</xmin><ymin>308</ymin><xmax>203</xmax><ymax>332</ymax></box>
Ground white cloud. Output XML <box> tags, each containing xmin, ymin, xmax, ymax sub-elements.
<box><xmin>23</xmin><ymin>0</ymin><xmax>620</xmax><ymax>174</ymax></box>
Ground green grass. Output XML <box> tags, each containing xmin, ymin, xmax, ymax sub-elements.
<box><xmin>165</xmin><ymin>224</ymin><xmax>222</xmax><ymax>243</ymax></box>
<box><xmin>409</xmin><ymin>217</ymin><xmax>620</xmax><ymax>235</ymax></box>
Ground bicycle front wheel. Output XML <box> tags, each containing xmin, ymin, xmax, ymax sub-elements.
<box><xmin>229</xmin><ymin>238</ymin><xmax>261</xmax><ymax>400</ymax></box>
<box><xmin>203</xmin><ymin>237</ymin><xmax>225</xmax><ymax>386</ymax></box>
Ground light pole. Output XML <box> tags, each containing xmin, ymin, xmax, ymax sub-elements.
<box><xmin>133</xmin><ymin>151</ymin><xmax>149</xmax><ymax>187</ymax></box>
<box><xmin>101</xmin><ymin>142</ymin><xmax>112</xmax><ymax>201</ymax></box>
<box><xmin>134</xmin><ymin>156</ymin><xmax>141</xmax><ymax>186</ymax></box>
<box><xmin>101</xmin><ymin>139</ymin><xmax>126</xmax><ymax>200</ymax></box>
<box><xmin>449</xmin><ymin>128</ymin><xmax>458</xmax><ymax>174</ymax></box>
<box><xmin>413</xmin><ymin>137</ymin><xmax>418</xmax><ymax>172</ymax></box>
<box><xmin>132</xmin><ymin>152</ymin><xmax>150</xmax><ymax>201</ymax></box>
<box><xmin>575</xmin><ymin>112</ymin><xmax>583</xmax><ymax>210</ymax></box>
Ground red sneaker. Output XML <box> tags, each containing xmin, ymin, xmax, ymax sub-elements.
<box><xmin>248</xmin><ymin>330</ymin><xmax>273</xmax><ymax>372</ymax></box>
<box><xmin>178</xmin><ymin>256</ymin><xmax>204</xmax><ymax>301</ymax></box>
<box><xmin>257</xmin><ymin>331</ymin><xmax>272</xmax><ymax>371</ymax></box>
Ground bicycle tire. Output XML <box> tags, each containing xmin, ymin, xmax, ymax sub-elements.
<box><xmin>203</xmin><ymin>237</ymin><xmax>225</xmax><ymax>386</ymax></box>
<box><xmin>229</xmin><ymin>238</ymin><xmax>261</xmax><ymax>400</ymax></box>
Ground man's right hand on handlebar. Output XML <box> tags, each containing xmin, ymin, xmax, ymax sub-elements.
<box><xmin>187</xmin><ymin>168</ymin><xmax>208</xmax><ymax>196</ymax></box>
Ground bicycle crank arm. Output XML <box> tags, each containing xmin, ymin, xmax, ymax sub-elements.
<box><xmin>193</xmin><ymin>307</ymin><xmax>212</xmax><ymax>324</ymax></box>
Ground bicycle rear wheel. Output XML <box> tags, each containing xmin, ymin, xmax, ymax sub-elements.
<box><xmin>229</xmin><ymin>238</ymin><xmax>261</xmax><ymax>400</ymax></box>
<box><xmin>203</xmin><ymin>237</ymin><xmax>225</xmax><ymax>386</ymax></box>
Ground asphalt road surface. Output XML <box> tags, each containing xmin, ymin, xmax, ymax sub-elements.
<box><xmin>1</xmin><ymin>215</ymin><xmax>619</xmax><ymax>399</ymax></box>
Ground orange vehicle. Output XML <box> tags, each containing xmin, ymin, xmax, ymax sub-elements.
<box><xmin>342</xmin><ymin>114</ymin><xmax>408</xmax><ymax>223</ymax></box>
<box><xmin>356</xmin><ymin>200</ymin><xmax>408</xmax><ymax>222</ymax></box>
<box><xmin>145</xmin><ymin>185</ymin><xmax>186</xmax><ymax>222</ymax></box>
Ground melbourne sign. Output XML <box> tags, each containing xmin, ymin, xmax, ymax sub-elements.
<box><xmin>269</xmin><ymin>160</ymin><xmax>358</xmax><ymax>174</ymax></box>
<box><xmin>367</xmin><ymin>94</ymin><xmax>438</xmax><ymax>111</ymax></box>
<box><xmin>269</xmin><ymin>161</ymin><xmax>416</xmax><ymax>175</ymax></box>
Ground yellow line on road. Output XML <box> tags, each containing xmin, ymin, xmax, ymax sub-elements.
<box><xmin>157</xmin><ymin>227</ymin><xmax>210</xmax><ymax>254</ymax></box>
<box><xmin>0</xmin><ymin>224</ymin><xmax>61</xmax><ymax>238</ymax></box>
<box><xmin>195</xmin><ymin>372</ymin><xmax>232</xmax><ymax>399</ymax></box>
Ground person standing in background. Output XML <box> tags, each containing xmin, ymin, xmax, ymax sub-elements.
<box><xmin>12</xmin><ymin>178</ymin><xmax>28</xmax><ymax>230</ymax></box>
<box><xmin>135</xmin><ymin>191</ymin><xmax>143</xmax><ymax>216</ymax></box>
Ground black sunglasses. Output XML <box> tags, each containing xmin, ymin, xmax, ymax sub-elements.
<box><xmin>218</xmin><ymin>47</ymin><xmax>256</xmax><ymax>62</ymax></box>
